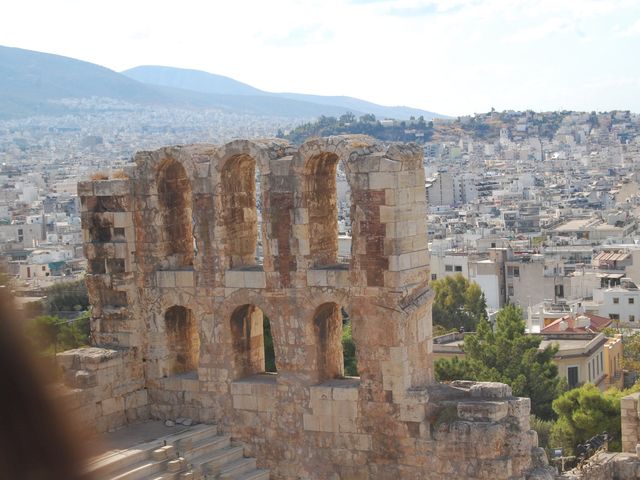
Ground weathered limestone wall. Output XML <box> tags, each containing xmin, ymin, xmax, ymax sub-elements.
<box><xmin>56</xmin><ymin>347</ymin><xmax>148</xmax><ymax>433</ymax></box>
<box><xmin>621</xmin><ymin>392</ymin><xmax>640</xmax><ymax>453</ymax></box>
<box><xmin>64</xmin><ymin>136</ymin><xmax>552</xmax><ymax>479</ymax></box>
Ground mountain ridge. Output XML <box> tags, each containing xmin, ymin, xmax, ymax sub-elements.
<box><xmin>122</xmin><ymin>65</ymin><xmax>443</xmax><ymax>120</ymax></box>
<box><xmin>0</xmin><ymin>45</ymin><xmax>446</xmax><ymax>120</ymax></box>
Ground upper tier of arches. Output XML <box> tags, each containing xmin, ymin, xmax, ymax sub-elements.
<box><xmin>123</xmin><ymin>136</ymin><xmax>426</xmax><ymax>289</ymax></box>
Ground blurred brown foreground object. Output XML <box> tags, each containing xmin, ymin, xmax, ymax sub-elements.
<box><xmin>0</xmin><ymin>289</ymin><xmax>93</xmax><ymax>480</ymax></box>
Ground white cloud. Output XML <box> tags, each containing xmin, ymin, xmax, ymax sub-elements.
<box><xmin>616</xmin><ymin>19</ymin><xmax>640</xmax><ymax>37</ymax></box>
<box><xmin>1</xmin><ymin>0</ymin><xmax>639</xmax><ymax>114</ymax></box>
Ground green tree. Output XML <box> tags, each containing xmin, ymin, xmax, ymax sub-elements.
<box><xmin>340</xmin><ymin>112</ymin><xmax>356</xmax><ymax>124</ymax></box>
<box><xmin>29</xmin><ymin>315</ymin><xmax>61</xmax><ymax>352</ymax></box>
<box><xmin>44</xmin><ymin>280</ymin><xmax>89</xmax><ymax>313</ymax></box>
<box><xmin>263</xmin><ymin>316</ymin><xmax>277</xmax><ymax>373</ymax></box>
<box><xmin>431</xmin><ymin>274</ymin><xmax>487</xmax><ymax>331</ymax></box>
<box><xmin>549</xmin><ymin>383</ymin><xmax>640</xmax><ymax>454</ymax></box>
<box><xmin>57</xmin><ymin>311</ymin><xmax>91</xmax><ymax>350</ymax></box>
<box><xmin>359</xmin><ymin>113</ymin><xmax>376</xmax><ymax>123</ymax></box>
<box><xmin>28</xmin><ymin>311</ymin><xmax>91</xmax><ymax>354</ymax></box>
<box><xmin>531</xmin><ymin>415</ymin><xmax>554</xmax><ymax>452</ymax></box>
<box><xmin>622</xmin><ymin>332</ymin><xmax>640</xmax><ymax>372</ymax></box>
<box><xmin>436</xmin><ymin>304</ymin><xmax>563</xmax><ymax>419</ymax></box>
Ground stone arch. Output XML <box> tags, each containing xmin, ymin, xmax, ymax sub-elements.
<box><xmin>312</xmin><ymin>302</ymin><xmax>345</xmax><ymax>381</ymax></box>
<box><xmin>230</xmin><ymin>303</ymin><xmax>275</xmax><ymax>378</ymax></box>
<box><xmin>164</xmin><ymin>305</ymin><xmax>199</xmax><ymax>374</ymax></box>
<box><xmin>304</xmin><ymin>152</ymin><xmax>341</xmax><ymax>267</ymax></box>
<box><xmin>294</xmin><ymin>136</ymin><xmax>379</xmax><ymax>270</ymax></box>
<box><xmin>220</xmin><ymin>154</ymin><xmax>260</xmax><ymax>268</ymax></box>
<box><xmin>157</xmin><ymin>158</ymin><xmax>194</xmax><ymax>268</ymax></box>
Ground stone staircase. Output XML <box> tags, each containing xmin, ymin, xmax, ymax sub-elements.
<box><xmin>86</xmin><ymin>424</ymin><xmax>269</xmax><ymax>480</ymax></box>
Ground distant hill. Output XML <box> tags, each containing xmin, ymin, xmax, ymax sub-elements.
<box><xmin>123</xmin><ymin>66</ymin><xmax>444</xmax><ymax>120</ymax></box>
<box><xmin>123</xmin><ymin>65</ymin><xmax>265</xmax><ymax>96</ymax></box>
<box><xmin>0</xmin><ymin>45</ymin><xmax>171</xmax><ymax>118</ymax></box>
<box><xmin>276</xmin><ymin>93</ymin><xmax>440</xmax><ymax>122</ymax></box>
<box><xmin>0</xmin><ymin>45</ymin><xmax>446</xmax><ymax>120</ymax></box>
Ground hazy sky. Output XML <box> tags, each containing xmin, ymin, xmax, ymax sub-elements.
<box><xmin>3</xmin><ymin>0</ymin><xmax>640</xmax><ymax>116</ymax></box>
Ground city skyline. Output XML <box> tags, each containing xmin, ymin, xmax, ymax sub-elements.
<box><xmin>2</xmin><ymin>0</ymin><xmax>640</xmax><ymax>117</ymax></box>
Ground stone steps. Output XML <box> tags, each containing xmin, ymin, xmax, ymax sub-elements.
<box><xmin>87</xmin><ymin>424</ymin><xmax>270</xmax><ymax>480</ymax></box>
<box><xmin>193</xmin><ymin>445</ymin><xmax>245</xmax><ymax>476</ymax></box>
<box><xmin>218</xmin><ymin>457</ymin><xmax>257</xmax><ymax>480</ymax></box>
<box><xmin>235</xmin><ymin>470</ymin><xmax>270</xmax><ymax>480</ymax></box>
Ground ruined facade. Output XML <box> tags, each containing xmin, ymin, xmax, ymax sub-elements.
<box><xmin>63</xmin><ymin>136</ymin><xmax>554</xmax><ymax>479</ymax></box>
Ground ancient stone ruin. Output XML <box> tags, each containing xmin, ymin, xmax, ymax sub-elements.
<box><xmin>61</xmin><ymin>136</ymin><xmax>556</xmax><ymax>479</ymax></box>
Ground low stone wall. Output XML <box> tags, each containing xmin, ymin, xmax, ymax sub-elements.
<box><xmin>558</xmin><ymin>452</ymin><xmax>640</xmax><ymax>479</ymax></box>
<box><xmin>56</xmin><ymin>347</ymin><xmax>148</xmax><ymax>433</ymax></box>
<box><xmin>228</xmin><ymin>378</ymin><xmax>554</xmax><ymax>479</ymax></box>
<box><xmin>621</xmin><ymin>392</ymin><xmax>640</xmax><ymax>453</ymax></box>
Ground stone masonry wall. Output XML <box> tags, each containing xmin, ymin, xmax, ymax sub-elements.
<box><xmin>621</xmin><ymin>392</ymin><xmax>640</xmax><ymax>453</ymax></box>
<box><xmin>56</xmin><ymin>347</ymin><xmax>148</xmax><ymax>433</ymax></box>
<box><xmin>63</xmin><ymin>136</ymin><xmax>553</xmax><ymax>479</ymax></box>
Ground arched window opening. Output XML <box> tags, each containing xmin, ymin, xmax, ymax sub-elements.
<box><xmin>221</xmin><ymin>155</ymin><xmax>262</xmax><ymax>269</ymax></box>
<box><xmin>341</xmin><ymin>307</ymin><xmax>358</xmax><ymax>377</ymax></box>
<box><xmin>263</xmin><ymin>315</ymin><xmax>276</xmax><ymax>373</ymax></box>
<box><xmin>164</xmin><ymin>305</ymin><xmax>199</xmax><ymax>375</ymax></box>
<box><xmin>306</xmin><ymin>152</ymin><xmax>347</xmax><ymax>268</ymax></box>
<box><xmin>157</xmin><ymin>160</ymin><xmax>194</xmax><ymax>268</ymax></box>
<box><xmin>336</xmin><ymin>165</ymin><xmax>352</xmax><ymax>264</ymax></box>
<box><xmin>230</xmin><ymin>304</ymin><xmax>275</xmax><ymax>377</ymax></box>
<box><xmin>313</xmin><ymin>302</ymin><xmax>355</xmax><ymax>381</ymax></box>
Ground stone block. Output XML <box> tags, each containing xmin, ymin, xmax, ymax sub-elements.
<box><xmin>175</xmin><ymin>270</ymin><xmax>195</xmax><ymax>288</ymax></box>
<box><xmin>470</xmin><ymin>382</ymin><xmax>512</xmax><ymax>399</ymax></box>
<box><xmin>224</xmin><ymin>270</ymin><xmax>244</xmax><ymax>288</ymax></box>
<box><xmin>156</xmin><ymin>270</ymin><xmax>176</xmax><ymax>288</ymax></box>
<box><xmin>379</xmin><ymin>205</ymin><xmax>395</xmax><ymax>223</ymax></box>
<box><xmin>333</xmin><ymin>385</ymin><xmax>359</xmax><ymax>402</ymax></box>
<box><xmin>232</xmin><ymin>394</ymin><xmax>257</xmax><ymax>411</ymax></box>
<box><xmin>303</xmin><ymin>413</ymin><xmax>320</xmax><ymax>431</ymax></box>
<box><xmin>256</xmin><ymin>393</ymin><xmax>276</xmax><ymax>412</ymax></box>
<box><xmin>458</xmin><ymin>401</ymin><xmax>509</xmax><ymax>422</ymax></box>
<box><xmin>100</xmin><ymin>396</ymin><xmax>124</xmax><ymax>416</ymax></box>
<box><xmin>379</xmin><ymin>157</ymin><xmax>402</xmax><ymax>172</ymax></box>
<box><xmin>94</xmin><ymin>179</ymin><xmax>130</xmax><ymax>196</ymax></box>
<box><xmin>338</xmin><ymin>416</ymin><xmax>357</xmax><ymax>433</ymax></box>
<box><xmin>351</xmin><ymin>434</ymin><xmax>372</xmax><ymax>451</ymax></box>
<box><xmin>369</xmin><ymin>172</ymin><xmax>397</xmax><ymax>190</ymax></box>
<box><xmin>124</xmin><ymin>389</ymin><xmax>148</xmax><ymax>410</ymax></box>
<box><xmin>621</xmin><ymin>395</ymin><xmax>639</xmax><ymax>410</ymax></box>
<box><xmin>310</xmin><ymin>398</ymin><xmax>334</xmax><ymax>416</ymax></box>
<box><xmin>182</xmin><ymin>378</ymin><xmax>199</xmax><ymax>392</ymax></box>
<box><xmin>400</xmin><ymin>403</ymin><xmax>426</xmax><ymax>423</ymax></box>
<box><xmin>333</xmin><ymin>400</ymin><xmax>358</xmax><ymax>418</ymax></box>
<box><xmin>231</xmin><ymin>382</ymin><xmax>253</xmax><ymax>395</ymax></box>
<box><xmin>112</xmin><ymin>212</ymin><xmax>133</xmax><ymax>228</ymax></box>
<box><xmin>77</xmin><ymin>182</ymin><xmax>94</xmax><ymax>196</ymax></box>
<box><xmin>315</xmin><ymin>414</ymin><xmax>338</xmax><ymax>433</ymax></box>
<box><xmin>244</xmin><ymin>270</ymin><xmax>266</xmax><ymax>289</ymax></box>
<box><xmin>508</xmin><ymin>397</ymin><xmax>531</xmax><ymax>418</ymax></box>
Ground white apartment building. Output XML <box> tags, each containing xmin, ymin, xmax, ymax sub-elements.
<box><xmin>429</xmin><ymin>252</ymin><xmax>470</xmax><ymax>281</ymax></box>
<box><xmin>425</xmin><ymin>172</ymin><xmax>455</xmax><ymax>207</ymax></box>
<box><xmin>596</xmin><ymin>279</ymin><xmax>640</xmax><ymax>328</ymax></box>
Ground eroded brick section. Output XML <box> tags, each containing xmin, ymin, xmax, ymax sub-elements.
<box><xmin>269</xmin><ymin>191</ymin><xmax>295</xmax><ymax>287</ymax></box>
<box><xmin>353</xmin><ymin>189</ymin><xmax>388</xmax><ymax>286</ymax></box>
<box><xmin>221</xmin><ymin>154</ymin><xmax>258</xmax><ymax>268</ymax></box>
<box><xmin>304</xmin><ymin>152</ymin><xmax>340</xmax><ymax>267</ymax></box>
<box><xmin>157</xmin><ymin>158</ymin><xmax>194</xmax><ymax>268</ymax></box>
<box><xmin>164</xmin><ymin>305</ymin><xmax>199</xmax><ymax>374</ymax></box>
<box><xmin>62</xmin><ymin>137</ymin><xmax>553</xmax><ymax>480</ymax></box>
